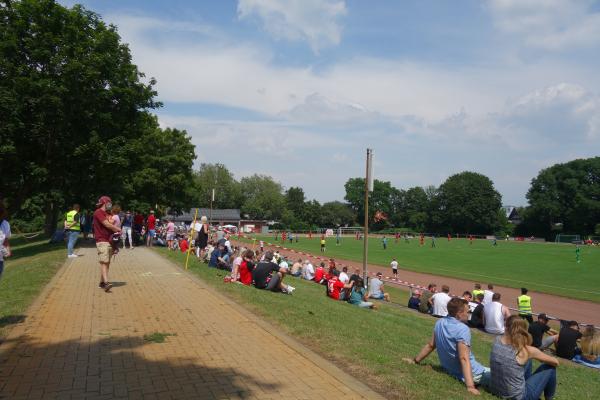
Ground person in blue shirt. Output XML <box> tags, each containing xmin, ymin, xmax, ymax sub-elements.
<box><xmin>405</xmin><ymin>297</ymin><xmax>490</xmax><ymax>395</ymax></box>
<box><xmin>208</xmin><ymin>244</ymin><xmax>228</xmax><ymax>269</ymax></box>
<box><xmin>382</xmin><ymin>236</ymin><xmax>388</xmax><ymax>250</ymax></box>
<box><xmin>407</xmin><ymin>289</ymin><xmax>421</xmax><ymax>310</ymax></box>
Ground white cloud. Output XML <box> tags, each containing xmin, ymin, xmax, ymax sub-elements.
<box><xmin>237</xmin><ymin>0</ymin><xmax>347</xmax><ymax>52</ymax></box>
<box><xmin>488</xmin><ymin>0</ymin><xmax>600</xmax><ymax>50</ymax></box>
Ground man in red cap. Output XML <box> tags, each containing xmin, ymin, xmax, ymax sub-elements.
<box><xmin>93</xmin><ymin>196</ymin><xmax>121</xmax><ymax>292</ymax></box>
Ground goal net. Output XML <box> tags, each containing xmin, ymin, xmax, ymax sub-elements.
<box><xmin>555</xmin><ymin>234</ymin><xmax>580</xmax><ymax>243</ymax></box>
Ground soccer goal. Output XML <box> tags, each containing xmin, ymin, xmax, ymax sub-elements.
<box><xmin>555</xmin><ymin>234</ymin><xmax>580</xmax><ymax>243</ymax></box>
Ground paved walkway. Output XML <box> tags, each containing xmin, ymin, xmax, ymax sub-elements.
<box><xmin>0</xmin><ymin>246</ymin><xmax>382</xmax><ymax>400</ymax></box>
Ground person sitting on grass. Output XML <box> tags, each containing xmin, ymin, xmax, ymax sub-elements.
<box><xmin>349</xmin><ymin>278</ymin><xmax>376</xmax><ymax>309</ymax></box>
<box><xmin>252</xmin><ymin>251</ymin><xmax>295</xmax><ymax>294</ymax></box>
<box><xmin>484</xmin><ymin>292</ymin><xmax>512</xmax><ymax>335</ymax></box>
<box><xmin>339</xmin><ymin>266</ymin><xmax>350</xmax><ymax>283</ymax></box>
<box><xmin>314</xmin><ymin>262</ymin><xmax>327</xmax><ymax>284</ymax></box>
<box><xmin>302</xmin><ymin>259</ymin><xmax>315</xmax><ymax>281</ymax></box>
<box><xmin>555</xmin><ymin>320</ymin><xmax>582</xmax><ymax>360</ymax></box>
<box><xmin>405</xmin><ymin>297</ymin><xmax>490</xmax><ymax>395</ymax></box>
<box><xmin>368</xmin><ymin>272</ymin><xmax>390</xmax><ymax>302</ymax></box>
<box><xmin>577</xmin><ymin>326</ymin><xmax>600</xmax><ymax>365</ymax></box>
<box><xmin>349</xmin><ymin>268</ymin><xmax>361</xmax><ymax>284</ymax></box>
<box><xmin>431</xmin><ymin>285</ymin><xmax>452</xmax><ymax>317</ymax></box>
<box><xmin>468</xmin><ymin>293</ymin><xmax>485</xmax><ymax>330</ymax></box>
<box><xmin>327</xmin><ymin>271</ymin><xmax>353</xmax><ymax>301</ymax></box>
<box><xmin>408</xmin><ymin>289</ymin><xmax>421</xmax><ymax>310</ymax></box>
<box><xmin>528</xmin><ymin>313</ymin><xmax>558</xmax><ymax>350</ymax></box>
<box><xmin>290</xmin><ymin>258</ymin><xmax>302</xmax><ymax>277</ymax></box>
<box><xmin>208</xmin><ymin>243</ymin><xmax>228</xmax><ymax>269</ymax></box>
<box><xmin>238</xmin><ymin>249</ymin><xmax>255</xmax><ymax>286</ymax></box>
<box><xmin>483</xmin><ymin>284</ymin><xmax>495</xmax><ymax>306</ymax></box>
<box><xmin>490</xmin><ymin>316</ymin><xmax>559</xmax><ymax>400</ymax></box>
<box><xmin>419</xmin><ymin>283</ymin><xmax>437</xmax><ymax>314</ymax></box>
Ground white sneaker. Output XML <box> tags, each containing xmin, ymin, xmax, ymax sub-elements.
<box><xmin>67</xmin><ymin>254</ymin><xmax>79</xmax><ymax>258</ymax></box>
<box><xmin>285</xmin><ymin>285</ymin><xmax>295</xmax><ymax>295</ymax></box>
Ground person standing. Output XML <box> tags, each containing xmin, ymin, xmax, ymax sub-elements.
<box><xmin>146</xmin><ymin>210</ymin><xmax>156</xmax><ymax>247</ymax></box>
<box><xmin>320</xmin><ymin>236</ymin><xmax>326</xmax><ymax>253</ymax></box>
<box><xmin>121</xmin><ymin>211</ymin><xmax>134</xmax><ymax>249</ymax></box>
<box><xmin>382</xmin><ymin>236</ymin><xmax>388</xmax><ymax>250</ymax></box>
<box><xmin>64</xmin><ymin>203</ymin><xmax>81</xmax><ymax>258</ymax></box>
<box><xmin>517</xmin><ymin>288</ymin><xmax>533</xmax><ymax>323</ymax></box>
<box><xmin>93</xmin><ymin>196</ymin><xmax>121</xmax><ymax>292</ymax></box>
<box><xmin>165</xmin><ymin>218</ymin><xmax>176</xmax><ymax>250</ymax></box>
<box><xmin>0</xmin><ymin>205</ymin><xmax>12</xmax><ymax>280</ymax></box>
<box><xmin>390</xmin><ymin>257</ymin><xmax>398</xmax><ymax>278</ymax></box>
<box><xmin>575</xmin><ymin>245</ymin><xmax>581</xmax><ymax>263</ymax></box>
<box><xmin>431</xmin><ymin>235</ymin><xmax>436</xmax><ymax>248</ymax></box>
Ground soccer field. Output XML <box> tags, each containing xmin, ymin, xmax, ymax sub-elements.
<box><xmin>243</xmin><ymin>234</ymin><xmax>600</xmax><ymax>303</ymax></box>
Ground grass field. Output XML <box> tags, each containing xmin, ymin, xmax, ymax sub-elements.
<box><xmin>239</xmin><ymin>234</ymin><xmax>600</xmax><ymax>303</ymax></box>
<box><xmin>158</xmin><ymin>248</ymin><xmax>600</xmax><ymax>400</ymax></box>
<box><xmin>0</xmin><ymin>236</ymin><xmax>65</xmax><ymax>339</ymax></box>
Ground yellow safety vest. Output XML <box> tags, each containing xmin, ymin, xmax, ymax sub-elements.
<box><xmin>472</xmin><ymin>289</ymin><xmax>484</xmax><ymax>297</ymax></box>
<box><xmin>518</xmin><ymin>295</ymin><xmax>532</xmax><ymax>315</ymax></box>
<box><xmin>65</xmin><ymin>210</ymin><xmax>81</xmax><ymax>231</ymax></box>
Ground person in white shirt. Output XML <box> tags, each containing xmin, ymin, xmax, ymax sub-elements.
<box><xmin>339</xmin><ymin>266</ymin><xmax>349</xmax><ymax>283</ymax></box>
<box><xmin>390</xmin><ymin>258</ymin><xmax>399</xmax><ymax>278</ymax></box>
<box><xmin>431</xmin><ymin>285</ymin><xmax>452</xmax><ymax>317</ymax></box>
<box><xmin>303</xmin><ymin>260</ymin><xmax>315</xmax><ymax>280</ymax></box>
<box><xmin>482</xmin><ymin>284</ymin><xmax>495</xmax><ymax>306</ymax></box>
<box><xmin>0</xmin><ymin>206</ymin><xmax>12</xmax><ymax>280</ymax></box>
<box><xmin>484</xmin><ymin>292</ymin><xmax>511</xmax><ymax>335</ymax></box>
<box><xmin>279</xmin><ymin>258</ymin><xmax>289</xmax><ymax>272</ymax></box>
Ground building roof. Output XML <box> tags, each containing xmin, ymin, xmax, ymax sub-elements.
<box><xmin>167</xmin><ymin>208</ymin><xmax>240</xmax><ymax>223</ymax></box>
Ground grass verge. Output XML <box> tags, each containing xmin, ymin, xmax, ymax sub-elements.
<box><xmin>0</xmin><ymin>237</ymin><xmax>65</xmax><ymax>340</ymax></box>
<box><xmin>157</xmin><ymin>248</ymin><xmax>600</xmax><ymax>400</ymax></box>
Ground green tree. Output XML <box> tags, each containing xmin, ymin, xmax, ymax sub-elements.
<box><xmin>285</xmin><ymin>186</ymin><xmax>305</xmax><ymax>217</ymax></box>
<box><xmin>239</xmin><ymin>175</ymin><xmax>285</xmax><ymax>220</ymax></box>
<box><xmin>0</xmin><ymin>0</ymin><xmax>194</xmax><ymax>232</ymax></box>
<box><xmin>192</xmin><ymin>163</ymin><xmax>241</xmax><ymax>209</ymax></box>
<box><xmin>402</xmin><ymin>186</ymin><xmax>429</xmax><ymax>231</ymax></box>
<box><xmin>436</xmin><ymin>172</ymin><xmax>502</xmax><ymax>234</ymax></box>
<box><xmin>520</xmin><ymin>157</ymin><xmax>600</xmax><ymax>238</ymax></box>
<box><xmin>320</xmin><ymin>201</ymin><xmax>355</xmax><ymax>227</ymax></box>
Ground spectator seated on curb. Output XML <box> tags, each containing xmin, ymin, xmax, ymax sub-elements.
<box><xmin>348</xmin><ymin>278</ymin><xmax>376</xmax><ymax>309</ymax></box>
<box><xmin>419</xmin><ymin>284</ymin><xmax>437</xmax><ymax>314</ymax></box>
<box><xmin>490</xmin><ymin>316</ymin><xmax>559</xmax><ymax>400</ymax></box>
<box><xmin>251</xmin><ymin>251</ymin><xmax>295</xmax><ymax>294</ymax></box>
<box><xmin>339</xmin><ymin>266</ymin><xmax>350</xmax><ymax>283</ymax></box>
<box><xmin>468</xmin><ymin>294</ymin><xmax>485</xmax><ymax>330</ymax></box>
<box><xmin>326</xmin><ymin>271</ymin><xmax>353</xmax><ymax>301</ymax></box>
<box><xmin>484</xmin><ymin>292</ymin><xmax>511</xmax><ymax>335</ymax></box>
<box><xmin>314</xmin><ymin>262</ymin><xmax>327</xmax><ymax>284</ymax></box>
<box><xmin>349</xmin><ymin>268</ymin><xmax>361</xmax><ymax>284</ymax></box>
<box><xmin>238</xmin><ymin>250</ymin><xmax>255</xmax><ymax>286</ymax></box>
<box><xmin>208</xmin><ymin>244</ymin><xmax>228</xmax><ymax>269</ymax></box>
<box><xmin>528</xmin><ymin>313</ymin><xmax>558</xmax><ymax>350</ymax></box>
<box><xmin>555</xmin><ymin>320</ymin><xmax>582</xmax><ymax>360</ymax></box>
<box><xmin>431</xmin><ymin>285</ymin><xmax>452</xmax><ymax>317</ymax></box>
<box><xmin>368</xmin><ymin>272</ymin><xmax>391</xmax><ymax>302</ymax></box>
<box><xmin>408</xmin><ymin>289</ymin><xmax>421</xmax><ymax>310</ymax></box>
<box><xmin>405</xmin><ymin>298</ymin><xmax>490</xmax><ymax>396</ymax></box>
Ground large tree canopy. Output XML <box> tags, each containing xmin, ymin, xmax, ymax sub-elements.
<box><xmin>520</xmin><ymin>157</ymin><xmax>600</xmax><ymax>237</ymax></box>
<box><xmin>436</xmin><ymin>172</ymin><xmax>502</xmax><ymax>234</ymax></box>
<box><xmin>0</xmin><ymin>0</ymin><xmax>195</xmax><ymax>231</ymax></box>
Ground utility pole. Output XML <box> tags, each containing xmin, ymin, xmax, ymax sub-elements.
<box><xmin>362</xmin><ymin>148</ymin><xmax>373</xmax><ymax>284</ymax></box>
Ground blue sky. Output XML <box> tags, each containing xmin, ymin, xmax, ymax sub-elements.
<box><xmin>60</xmin><ymin>0</ymin><xmax>600</xmax><ymax>206</ymax></box>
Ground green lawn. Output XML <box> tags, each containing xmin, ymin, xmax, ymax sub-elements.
<box><xmin>239</xmin><ymin>234</ymin><xmax>600</xmax><ymax>303</ymax></box>
<box><xmin>0</xmin><ymin>236</ymin><xmax>65</xmax><ymax>339</ymax></box>
<box><xmin>158</xmin><ymin>248</ymin><xmax>600</xmax><ymax>400</ymax></box>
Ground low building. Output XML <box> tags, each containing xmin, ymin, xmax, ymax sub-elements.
<box><xmin>167</xmin><ymin>208</ymin><xmax>241</xmax><ymax>227</ymax></box>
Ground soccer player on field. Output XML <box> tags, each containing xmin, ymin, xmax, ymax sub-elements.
<box><xmin>320</xmin><ymin>236</ymin><xmax>326</xmax><ymax>253</ymax></box>
<box><xmin>469</xmin><ymin>235</ymin><xmax>474</xmax><ymax>245</ymax></box>
<box><xmin>419</xmin><ymin>234</ymin><xmax>424</xmax><ymax>247</ymax></box>
<box><xmin>447</xmin><ymin>233</ymin><xmax>451</xmax><ymax>242</ymax></box>
<box><xmin>576</xmin><ymin>245</ymin><xmax>581</xmax><ymax>263</ymax></box>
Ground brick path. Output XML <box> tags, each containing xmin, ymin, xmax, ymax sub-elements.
<box><xmin>0</xmin><ymin>246</ymin><xmax>382</xmax><ymax>400</ymax></box>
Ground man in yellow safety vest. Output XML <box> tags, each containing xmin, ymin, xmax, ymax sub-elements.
<box><xmin>64</xmin><ymin>204</ymin><xmax>81</xmax><ymax>258</ymax></box>
<box><xmin>517</xmin><ymin>287</ymin><xmax>533</xmax><ymax>323</ymax></box>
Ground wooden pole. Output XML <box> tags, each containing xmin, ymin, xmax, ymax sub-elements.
<box><xmin>185</xmin><ymin>208</ymin><xmax>199</xmax><ymax>270</ymax></box>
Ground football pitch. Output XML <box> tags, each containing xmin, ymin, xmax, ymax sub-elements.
<box><xmin>244</xmin><ymin>234</ymin><xmax>600</xmax><ymax>303</ymax></box>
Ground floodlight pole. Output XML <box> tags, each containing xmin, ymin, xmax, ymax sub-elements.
<box><xmin>362</xmin><ymin>148</ymin><xmax>373</xmax><ymax>284</ymax></box>
<box><xmin>209</xmin><ymin>188</ymin><xmax>215</xmax><ymax>226</ymax></box>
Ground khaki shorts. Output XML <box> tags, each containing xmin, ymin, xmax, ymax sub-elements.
<box><xmin>96</xmin><ymin>242</ymin><xmax>113</xmax><ymax>263</ymax></box>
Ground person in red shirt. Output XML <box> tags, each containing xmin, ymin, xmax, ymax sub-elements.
<box><xmin>238</xmin><ymin>249</ymin><xmax>255</xmax><ymax>285</ymax></box>
<box><xmin>327</xmin><ymin>273</ymin><xmax>354</xmax><ymax>300</ymax></box>
<box><xmin>314</xmin><ymin>262</ymin><xmax>326</xmax><ymax>284</ymax></box>
<box><xmin>146</xmin><ymin>210</ymin><xmax>156</xmax><ymax>247</ymax></box>
<box><xmin>448</xmin><ymin>233</ymin><xmax>451</xmax><ymax>242</ymax></box>
<box><xmin>93</xmin><ymin>196</ymin><xmax>121</xmax><ymax>292</ymax></box>
<box><xmin>179</xmin><ymin>237</ymin><xmax>189</xmax><ymax>253</ymax></box>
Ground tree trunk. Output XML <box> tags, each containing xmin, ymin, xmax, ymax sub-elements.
<box><xmin>44</xmin><ymin>201</ymin><xmax>59</xmax><ymax>236</ymax></box>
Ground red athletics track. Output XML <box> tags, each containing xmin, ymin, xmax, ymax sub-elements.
<box><xmin>231</xmin><ymin>238</ymin><xmax>600</xmax><ymax>327</ymax></box>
